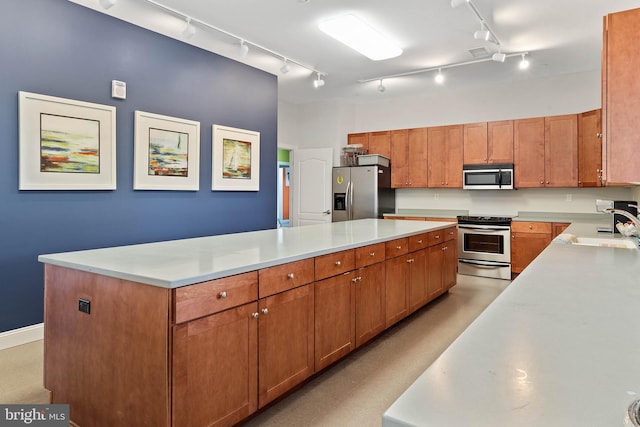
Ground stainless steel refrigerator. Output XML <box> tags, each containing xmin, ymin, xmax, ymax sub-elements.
<box><xmin>332</xmin><ymin>165</ymin><xmax>395</xmax><ymax>222</ymax></box>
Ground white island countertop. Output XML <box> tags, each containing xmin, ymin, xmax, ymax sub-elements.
<box><xmin>38</xmin><ymin>219</ymin><xmax>454</xmax><ymax>288</ymax></box>
<box><xmin>383</xmin><ymin>222</ymin><xmax>640</xmax><ymax>427</ymax></box>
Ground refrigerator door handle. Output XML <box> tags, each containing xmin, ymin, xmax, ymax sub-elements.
<box><xmin>349</xmin><ymin>181</ymin><xmax>354</xmax><ymax>220</ymax></box>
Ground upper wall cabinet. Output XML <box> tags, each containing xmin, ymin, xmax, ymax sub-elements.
<box><xmin>368</xmin><ymin>131</ymin><xmax>392</xmax><ymax>159</ymax></box>
<box><xmin>427</xmin><ymin>125</ymin><xmax>463</xmax><ymax>188</ymax></box>
<box><xmin>514</xmin><ymin>115</ymin><xmax>578</xmax><ymax>188</ymax></box>
<box><xmin>463</xmin><ymin>121</ymin><xmax>513</xmax><ymax>165</ymax></box>
<box><xmin>578</xmin><ymin>109</ymin><xmax>603</xmax><ymax>187</ymax></box>
<box><xmin>391</xmin><ymin>128</ymin><xmax>427</xmax><ymax>188</ymax></box>
<box><xmin>348</xmin><ymin>133</ymin><xmax>369</xmax><ymax>152</ymax></box>
<box><xmin>602</xmin><ymin>8</ymin><xmax>640</xmax><ymax>185</ymax></box>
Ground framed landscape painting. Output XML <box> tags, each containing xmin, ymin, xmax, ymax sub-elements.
<box><xmin>18</xmin><ymin>91</ymin><xmax>116</xmax><ymax>190</ymax></box>
<box><xmin>134</xmin><ymin>111</ymin><xmax>200</xmax><ymax>191</ymax></box>
<box><xmin>212</xmin><ymin>125</ymin><xmax>260</xmax><ymax>191</ymax></box>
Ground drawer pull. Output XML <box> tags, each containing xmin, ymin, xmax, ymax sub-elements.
<box><xmin>218</xmin><ymin>291</ymin><xmax>227</xmax><ymax>299</ymax></box>
<box><xmin>287</xmin><ymin>273</ymin><xmax>295</xmax><ymax>279</ymax></box>
<box><xmin>396</xmin><ymin>245</ymin><xmax>402</xmax><ymax>250</ymax></box>
<box><xmin>352</xmin><ymin>276</ymin><xmax>362</xmax><ymax>283</ymax></box>
<box><xmin>251</xmin><ymin>312</ymin><xmax>259</xmax><ymax>319</ymax></box>
<box><xmin>261</xmin><ymin>308</ymin><xmax>269</xmax><ymax>315</ymax></box>
<box><xmin>335</xmin><ymin>261</ymin><xmax>342</xmax><ymax>266</ymax></box>
<box><xmin>407</xmin><ymin>259</ymin><xmax>414</xmax><ymax>263</ymax></box>
<box><xmin>417</xmin><ymin>239</ymin><xmax>423</xmax><ymax>244</ymax></box>
<box><xmin>435</xmin><ymin>235</ymin><xmax>440</xmax><ymax>239</ymax></box>
<box><xmin>369</xmin><ymin>252</ymin><xmax>376</xmax><ymax>257</ymax></box>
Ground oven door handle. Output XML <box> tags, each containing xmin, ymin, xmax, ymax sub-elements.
<box><xmin>459</xmin><ymin>259</ymin><xmax>511</xmax><ymax>268</ymax></box>
<box><xmin>458</xmin><ymin>224</ymin><xmax>510</xmax><ymax>231</ymax></box>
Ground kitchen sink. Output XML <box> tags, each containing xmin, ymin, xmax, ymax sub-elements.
<box><xmin>572</xmin><ymin>237</ymin><xmax>638</xmax><ymax>249</ymax></box>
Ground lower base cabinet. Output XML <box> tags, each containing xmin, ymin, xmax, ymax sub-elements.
<box><xmin>408</xmin><ymin>249</ymin><xmax>429</xmax><ymax>314</ymax></box>
<box><xmin>354</xmin><ymin>262</ymin><xmax>386</xmax><ymax>347</ymax></box>
<box><xmin>172</xmin><ymin>302</ymin><xmax>258</xmax><ymax>427</ymax></box>
<box><xmin>258</xmin><ymin>284</ymin><xmax>315</xmax><ymax>408</ymax></box>
<box><xmin>385</xmin><ymin>255</ymin><xmax>410</xmax><ymax>327</ymax></box>
<box><xmin>314</xmin><ymin>273</ymin><xmax>356</xmax><ymax>371</ymax></box>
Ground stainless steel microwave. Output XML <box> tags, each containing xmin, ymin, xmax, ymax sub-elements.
<box><xmin>462</xmin><ymin>164</ymin><xmax>514</xmax><ymax>190</ymax></box>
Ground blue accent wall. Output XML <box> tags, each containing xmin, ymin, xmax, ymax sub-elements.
<box><xmin>0</xmin><ymin>1</ymin><xmax>277</xmax><ymax>333</ymax></box>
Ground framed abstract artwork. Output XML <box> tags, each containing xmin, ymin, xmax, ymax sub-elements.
<box><xmin>18</xmin><ymin>91</ymin><xmax>116</xmax><ymax>190</ymax></box>
<box><xmin>212</xmin><ymin>125</ymin><xmax>260</xmax><ymax>191</ymax></box>
<box><xmin>134</xmin><ymin>111</ymin><xmax>200</xmax><ymax>191</ymax></box>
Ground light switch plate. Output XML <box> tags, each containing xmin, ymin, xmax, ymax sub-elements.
<box><xmin>111</xmin><ymin>80</ymin><xmax>126</xmax><ymax>99</ymax></box>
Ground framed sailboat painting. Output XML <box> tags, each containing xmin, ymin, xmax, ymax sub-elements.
<box><xmin>212</xmin><ymin>125</ymin><xmax>260</xmax><ymax>191</ymax></box>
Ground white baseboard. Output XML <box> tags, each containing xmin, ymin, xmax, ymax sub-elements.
<box><xmin>0</xmin><ymin>323</ymin><xmax>44</xmax><ymax>351</ymax></box>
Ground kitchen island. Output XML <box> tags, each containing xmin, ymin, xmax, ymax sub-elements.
<box><xmin>39</xmin><ymin>219</ymin><xmax>457</xmax><ymax>426</ymax></box>
<box><xmin>383</xmin><ymin>222</ymin><xmax>640</xmax><ymax>426</ymax></box>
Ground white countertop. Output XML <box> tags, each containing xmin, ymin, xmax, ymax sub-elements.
<box><xmin>383</xmin><ymin>222</ymin><xmax>640</xmax><ymax>427</ymax></box>
<box><xmin>38</xmin><ymin>219</ymin><xmax>454</xmax><ymax>288</ymax></box>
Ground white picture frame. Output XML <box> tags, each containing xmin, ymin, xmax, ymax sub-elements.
<box><xmin>134</xmin><ymin>111</ymin><xmax>200</xmax><ymax>191</ymax></box>
<box><xmin>18</xmin><ymin>91</ymin><xmax>116</xmax><ymax>190</ymax></box>
<box><xmin>212</xmin><ymin>124</ymin><xmax>260</xmax><ymax>191</ymax></box>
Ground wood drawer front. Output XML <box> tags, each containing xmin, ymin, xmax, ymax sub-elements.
<box><xmin>355</xmin><ymin>243</ymin><xmax>386</xmax><ymax>268</ymax></box>
<box><xmin>315</xmin><ymin>250</ymin><xmax>355</xmax><ymax>281</ymax></box>
<box><xmin>385</xmin><ymin>238</ymin><xmax>409</xmax><ymax>258</ymax></box>
<box><xmin>427</xmin><ymin>230</ymin><xmax>445</xmax><ymax>246</ymax></box>
<box><xmin>512</xmin><ymin>221</ymin><xmax>552</xmax><ymax>234</ymax></box>
<box><xmin>173</xmin><ymin>271</ymin><xmax>258</xmax><ymax>324</ymax></box>
<box><xmin>408</xmin><ymin>233</ymin><xmax>430</xmax><ymax>252</ymax></box>
<box><xmin>443</xmin><ymin>226</ymin><xmax>457</xmax><ymax>242</ymax></box>
<box><xmin>259</xmin><ymin>258</ymin><xmax>315</xmax><ymax>298</ymax></box>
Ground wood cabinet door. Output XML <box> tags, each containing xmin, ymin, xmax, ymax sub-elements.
<box><xmin>407</xmin><ymin>127</ymin><xmax>428</xmax><ymax>187</ymax></box>
<box><xmin>408</xmin><ymin>249</ymin><xmax>429</xmax><ymax>314</ymax></box>
<box><xmin>445</xmin><ymin>125</ymin><xmax>464</xmax><ymax>187</ymax></box>
<box><xmin>385</xmin><ymin>255</ymin><xmax>409</xmax><ymax>327</ymax></box>
<box><xmin>391</xmin><ymin>129</ymin><xmax>408</xmax><ymax>188</ymax></box>
<box><xmin>355</xmin><ymin>263</ymin><xmax>386</xmax><ymax>347</ymax></box>
<box><xmin>443</xmin><ymin>241</ymin><xmax>458</xmax><ymax>291</ymax></box>
<box><xmin>552</xmin><ymin>222</ymin><xmax>571</xmax><ymax>239</ymax></box>
<box><xmin>427</xmin><ymin>244</ymin><xmax>445</xmax><ymax>301</ymax></box>
<box><xmin>603</xmin><ymin>9</ymin><xmax>640</xmax><ymax>185</ymax></box>
<box><xmin>368</xmin><ymin>131</ymin><xmax>392</xmax><ymax>159</ymax></box>
<box><xmin>173</xmin><ymin>302</ymin><xmax>258</xmax><ymax>427</ymax></box>
<box><xmin>427</xmin><ymin>126</ymin><xmax>446</xmax><ymax>187</ymax></box>
<box><xmin>578</xmin><ymin>109</ymin><xmax>603</xmax><ymax>187</ymax></box>
<box><xmin>348</xmin><ymin>133</ymin><xmax>369</xmax><ymax>152</ymax></box>
<box><xmin>258</xmin><ymin>284</ymin><xmax>314</xmax><ymax>408</ymax></box>
<box><xmin>487</xmin><ymin>120</ymin><xmax>514</xmax><ymax>164</ymax></box>
<box><xmin>514</xmin><ymin>117</ymin><xmax>545</xmax><ymax>188</ymax></box>
<box><xmin>463</xmin><ymin>122</ymin><xmax>488</xmax><ymax>164</ymax></box>
<box><xmin>511</xmin><ymin>232</ymin><xmax>551</xmax><ymax>274</ymax></box>
<box><xmin>314</xmin><ymin>272</ymin><xmax>356</xmax><ymax>371</ymax></box>
<box><xmin>545</xmin><ymin>114</ymin><xmax>578</xmax><ymax>187</ymax></box>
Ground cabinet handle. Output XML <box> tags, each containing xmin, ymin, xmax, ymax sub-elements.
<box><xmin>261</xmin><ymin>308</ymin><xmax>269</xmax><ymax>315</ymax></box>
<box><xmin>352</xmin><ymin>276</ymin><xmax>363</xmax><ymax>282</ymax></box>
<box><xmin>251</xmin><ymin>312</ymin><xmax>259</xmax><ymax>319</ymax></box>
<box><xmin>529</xmin><ymin>225</ymin><xmax>533</xmax><ymax>230</ymax></box>
<box><xmin>435</xmin><ymin>235</ymin><xmax>440</xmax><ymax>239</ymax></box>
<box><xmin>396</xmin><ymin>246</ymin><xmax>402</xmax><ymax>250</ymax></box>
<box><xmin>287</xmin><ymin>273</ymin><xmax>295</xmax><ymax>279</ymax></box>
<box><xmin>335</xmin><ymin>261</ymin><xmax>342</xmax><ymax>266</ymax></box>
<box><xmin>546</xmin><ymin>181</ymin><xmax>549</xmax><ymax>184</ymax></box>
<box><xmin>218</xmin><ymin>291</ymin><xmax>227</xmax><ymax>299</ymax></box>
<box><xmin>369</xmin><ymin>252</ymin><xmax>376</xmax><ymax>257</ymax></box>
<box><xmin>597</xmin><ymin>133</ymin><xmax>603</xmax><ymax>138</ymax></box>
<box><xmin>407</xmin><ymin>258</ymin><xmax>414</xmax><ymax>263</ymax></box>
<box><xmin>417</xmin><ymin>239</ymin><xmax>423</xmax><ymax>244</ymax></box>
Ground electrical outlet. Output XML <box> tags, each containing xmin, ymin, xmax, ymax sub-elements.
<box><xmin>566</xmin><ymin>194</ymin><xmax>572</xmax><ymax>202</ymax></box>
<box><xmin>78</xmin><ymin>298</ymin><xmax>91</xmax><ymax>314</ymax></box>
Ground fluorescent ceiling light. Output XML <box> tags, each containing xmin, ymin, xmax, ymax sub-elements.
<box><xmin>319</xmin><ymin>14</ymin><xmax>402</xmax><ymax>61</ymax></box>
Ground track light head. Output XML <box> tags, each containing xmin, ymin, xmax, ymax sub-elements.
<box><xmin>182</xmin><ymin>18</ymin><xmax>196</xmax><ymax>39</ymax></box>
<box><xmin>280</xmin><ymin>59</ymin><xmax>290</xmax><ymax>74</ymax></box>
<box><xmin>473</xmin><ymin>29</ymin><xmax>490</xmax><ymax>41</ymax></box>
<box><xmin>377</xmin><ymin>79</ymin><xmax>386</xmax><ymax>93</ymax></box>
<box><xmin>313</xmin><ymin>73</ymin><xmax>325</xmax><ymax>88</ymax></box>
<box><xmin>492</xmin><ymin>52</ymin><xmax>506</xmax><ymax>62</ymax></box>
<box><xmin>434</xmin><ymin>69</ymin><xmax>445</xmax><ymax>84</ymax></box>
<box><xmin>450</xmin><ymin>0</ymin><xmax>469</xmax><ymax>8</ymax></box>
<box><xmin>239</xmin><ymin>40</ymin><xmax>249</xmax><ymax>58</ymax></box>
<box><xmin>99</xmin><ymin>0</ymin><xmax>116</xmax><ymax>9</ymax></box>
<box><xmin>519</xmin><ymin>53</ymin><xmax>530</xmax><ymax>70</ymax></box>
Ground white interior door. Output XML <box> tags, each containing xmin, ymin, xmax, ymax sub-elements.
<box><xmin>290</xmin><ymin>148</ymin><xmax>333</xmax><ymax>226</ymax></box>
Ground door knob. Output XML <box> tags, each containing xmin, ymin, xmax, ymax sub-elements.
<box><xmin>323</xmin><ymin>210</ymin><xmax>331</xmax><ymax>215</ymax></box>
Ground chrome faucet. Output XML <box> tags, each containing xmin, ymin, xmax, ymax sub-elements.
<box><xmin>603</xmin><ymin>205</ymin><xmax>640</xmax><ymax>229</ymax></box>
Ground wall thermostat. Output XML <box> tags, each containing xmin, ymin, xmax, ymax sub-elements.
<box><xmin>111</xmin><ymin>80</ymin><xmax>127</xmax><ymax>99</ymax></box>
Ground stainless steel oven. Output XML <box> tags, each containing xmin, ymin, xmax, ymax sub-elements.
<box><xmin>457</xmin><ymin>216</ymin><xmax>512</xmax><ymax>280</ymax></box>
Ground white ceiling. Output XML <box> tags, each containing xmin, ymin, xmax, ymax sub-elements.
<box><xmin>73</xmin><ymin>0</ymin><xmax>640</xmax><ymax>104</ymax></box>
